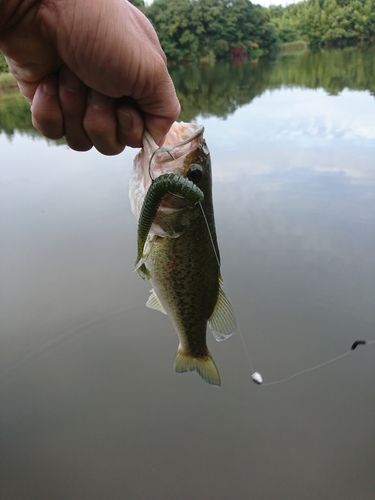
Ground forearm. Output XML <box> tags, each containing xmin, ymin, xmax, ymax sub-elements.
<box><xmin>0</xmin><ymin>0</ymin><xmax>39</xmax><ymax>32</ymax></box>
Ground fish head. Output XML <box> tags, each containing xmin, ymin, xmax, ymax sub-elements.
<box><xmin>130</xmin><ymin>122</ymin><xmax>211</xmax><ymax>222</ymax></box>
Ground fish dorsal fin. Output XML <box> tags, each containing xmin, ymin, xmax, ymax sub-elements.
<box><xmin>146</xmin><ymin>289</ymin><xmax>167</xmax><ymax>314</ymax></box>
<box><xmin>208</xmin><ymin>281</ymin><xmax>237</xmax><ymax>342</ymax></box>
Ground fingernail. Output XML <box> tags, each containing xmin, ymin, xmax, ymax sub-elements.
<box><xmin>42</xmin><ymin>80</ymin><xmax>57</xmax><ymax>96</ymax></box>
<box><xmin>89</xmin><ymin>89</ymin><xmax>109</xmax><ymax>107</ymax></box>
<box><xmin>61</xmin><ymin>67</ymin><xmax>82</xmax><ymax>91</ymax></box>
<box><xmin>117</xmin><ymin>109</ymin><xmax>133</xmax><ymax>131</ymax></box>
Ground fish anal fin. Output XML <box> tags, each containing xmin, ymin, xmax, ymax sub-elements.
<box><xmin>146</xmin><ymin>289</ymin><xmax>167</xmax><ymax>314</ymax></box>
<box><xmin>208</xmin><ymin>284</ymin><xmax>237</xmax><ymax>342</ymax></box>
<box><xmin>174</xmin><ymin>349</ymin><xmax>221</xmax><ymax>387</ymax></box>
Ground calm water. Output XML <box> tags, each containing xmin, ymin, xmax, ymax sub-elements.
<box><xmin>1</xmin><ymin>48</ymin><xmax>375</xmax><ymax>499</ymax></box>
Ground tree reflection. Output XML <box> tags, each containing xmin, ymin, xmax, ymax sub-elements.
<box><xmin>1</xmin><ymin>47</ymin><xmax>374</xmax><ymax>138</ymax></box>
<box><xmin>174</xmin><ymin>46</ymin><xmax>375</xmax><ymax>122</ymax></box>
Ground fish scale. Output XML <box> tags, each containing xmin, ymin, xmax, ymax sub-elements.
<box><xmin>149</xmin><ymin>224</ymin><xmax>220</xmax><ymax>360</ymax></box>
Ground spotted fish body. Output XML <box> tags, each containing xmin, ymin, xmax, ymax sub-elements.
<box><xmin>130</xmin><ymin>122</ymin><xmax>236</xmax><ymax>386</ymax></box>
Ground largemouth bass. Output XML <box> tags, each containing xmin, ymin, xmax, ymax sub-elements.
<box><xmin>129</xmin><ymin>122</ymin><xmax>236</xmax><ymax>386</ymax></box>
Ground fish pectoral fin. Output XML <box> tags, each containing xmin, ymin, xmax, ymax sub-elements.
<box><xmin>134</xmin><ymin>262</ymin><xmax>151</xmax><ymax>280</ymax></box>
<box><xmin>208</xmin><ymin>284</ymin><xmax>237</xmax><ymax>342</ymax></box>
<box><xmin>135</xmin><ymin>235</ymin><xmax>155</xmax><ymax>279</ymax></box>
<box><xmin>174</xmin><ymin>349</ymin><xmax>221</xmax><ymax>387</ymax></box>
<box><xmin>146</xmin><ymin>289</ymin><xmax>167</xmax><ymax>314</ymax></box>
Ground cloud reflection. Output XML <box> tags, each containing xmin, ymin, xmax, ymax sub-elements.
<box><xmin>202</xmin><ymin>88</ymin><xmax>375</xmax><ymax>181</ymax></box>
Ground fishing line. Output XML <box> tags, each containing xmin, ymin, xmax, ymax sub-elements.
<box><xmin>261</xmin><ymin>339</ymin><xmax>375</xmax><ymax>387</ymax></box>
<box><xmin>198</xmin><ymin>202</ymin><xmax>221</xmax><ymax>270</ymax></box>
<box><xmin>145</xmin><ymin>164</ymin><xmax>375</xmax><ymax>388</ymax></box>
<box><xmin>198</xmin><ymin>201</ymin><xmax>256</xmax><ymax>375</ymax></box>
<box><xmin>198</xmin><ymin>201</ymin><xmax>375</xmax><ymax>386</ymax></box>
<box><xmin>0</xmin><ymin>305</ymin><xmax>143</xmax><ymax>388</ymax></box>
<box><xmin>262</xmin><ymin>351</ymin><xmax>351</xmax><ymax>386</ymax></box>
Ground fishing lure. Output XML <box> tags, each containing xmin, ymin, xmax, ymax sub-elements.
<box><xmin>136</xmin><ymin>173</ymin><xmax>204</xmax><ymax>279</ymax></box>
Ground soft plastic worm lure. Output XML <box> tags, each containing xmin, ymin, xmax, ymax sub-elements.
<box><xmin>136</xmin><ymin>173</ymin><xmax>204</xmax><ymax>277</ymax></box>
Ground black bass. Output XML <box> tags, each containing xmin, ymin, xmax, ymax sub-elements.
<box><xmin>129</xmin><ymin>122</ymin><xmax>236</xmax><ymax>386</ymax></box>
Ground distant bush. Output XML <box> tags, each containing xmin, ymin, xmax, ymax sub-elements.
<box><xmin>214</xmin><ymin>40</ymin><xmax>229</xmax><ymax>59</ymax></box>
<box><xmin>278</xmin><ymin>27</ymin><xmax>299</xmax><ymax>43</ymax></box>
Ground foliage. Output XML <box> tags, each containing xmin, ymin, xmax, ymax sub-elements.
<box><xmin>0</xmin><ymin>92</ymin><xmax>35</xmax><ymax>137</ymax></box>
<box><xmin>0</xmin><ymin>51</ymin><xmax>9</xmax><ymax>72</ymax></box>
<box><xmin>135</xmin><ymin>0</ymin><xmax>374</xmax><ymax>59</ymax></box>
<box><xmin>278</xmin><ymin>27</ymin><xmax>300</xmax><ymax>43</ymax></box>
<box><xmin>146</xmin><ymin>0</ymin><xmax>279</xmax><ymax>61</ymax></box>
<box><xmin>128</xmin><ymin>0</ymin><xmax>146</xmax><ymax>13</ymax></box>
<box><xmin>0</xmin><ymin>72</ymin><xmax>17</xmax><ymax>88</ymax></box>
<box><xmin>269</xmin><ymin>0</ymin><xmax>375</xmax><ymax>48</ymax></box>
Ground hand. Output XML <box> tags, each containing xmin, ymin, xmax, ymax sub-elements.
<box><xmin>0</xmin><ymin>0</ymin><xmax>180</xmax><ymax>155</ymax></box>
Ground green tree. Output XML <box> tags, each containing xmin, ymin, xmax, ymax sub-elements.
<box><xmin>128</xmin><ymin>0</ymin><xmax>146</xmax><ymax>12</ymax></box>
<box><xmin>147</xmin><ymin>0</ymin><xmax>279</xmax><ymax>61</ymax></box>
<box><xmin>147</xmin><ymin>0</ymin><xmax>198</xmax><ymax>60</ymax></box>
<box><xmin>269</xmin><ymin>0</ymin><xmax>375</xmax><ymax>48</ymax></box>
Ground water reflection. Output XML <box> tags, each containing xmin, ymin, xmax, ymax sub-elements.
<box><xmin>1</xmin><ymin>47</ymin><xmax>375</xmax><ymax>138</ymax></box>
<box><xmin>1</xmin><ymin>49</ymin><xmax>375</xmax><ymax>500</ymax></box>
<box><xmin>203</xmin><ymin>88</ymin><xmax>375</xmax><ymax>182</ymax></box>
<box><xmin>173</xmin><ymin>46</ymin><xmax>375</xmax><ymax>121</ymax></box>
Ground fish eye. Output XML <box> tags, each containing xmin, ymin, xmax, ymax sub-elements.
<box><xmin>187</xmin><ymin>164</ymin><xmax>203</xmax><ymax>184</ymax></box>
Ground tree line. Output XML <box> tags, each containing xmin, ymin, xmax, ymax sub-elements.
<box><xmin>269</xmin><ymin>0</ymin><xmax>375</xmax><ymax>48</ymax></box>
<box><xmin>132</xmin><ymin>0</ymin><xmax>279</xmax><ymax>60</ymax></box>
<box><xmin>130</xmin><ymin>0</ymin><xmax>374</xmax><ymax>59</ymax></box>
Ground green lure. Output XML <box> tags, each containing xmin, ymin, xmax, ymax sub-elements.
<box><xmin>136</xmin><ymin>173</ymin><xmax>204</xmax><ymax>278</ymax></box>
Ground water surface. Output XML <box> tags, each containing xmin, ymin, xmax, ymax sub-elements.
<box><xmin>1</xmin><ymin>48</ymin><xmax>374</xmax><ymax>499</ymax></box>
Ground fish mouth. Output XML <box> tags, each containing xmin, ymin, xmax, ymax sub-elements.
<box><xmin>149</xmin><ymin>124</ymin><xmax>205</xmax><ymax>209</ymax></box>
<box><xmin>130</xmin><ymin>122</ymin><xmax>206</xmax><ymax>221</ymax></box>
<box><xmin>147</xmin><ymin>123</ymin><xmax>205</xmax><ymax>179</ymax></box>
<box><xmin>161</xmin><ymin>123</ymin><xmax>204</xmax><ymax>148</ymax></box>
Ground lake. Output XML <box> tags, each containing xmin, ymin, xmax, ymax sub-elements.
<box><xmin>1</xmin><ymin>47</ymin><xmax>374</xmax><ymax>499</ymax></box>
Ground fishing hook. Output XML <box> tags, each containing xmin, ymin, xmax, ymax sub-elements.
<box><xmin>148</xmin><ymin>148</ymin><xmax>176</xmax><ymax>182</ymax></box>
<box><xmin>148</xmin><ymin>148</ymin><xmax>184</xmax><ymax>199</ymax></box>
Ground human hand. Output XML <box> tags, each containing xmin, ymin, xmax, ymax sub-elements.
<box><xmin>0</xmin><ymin>0</ymin><xmax>180</xmax><ymax>155</ymax></box>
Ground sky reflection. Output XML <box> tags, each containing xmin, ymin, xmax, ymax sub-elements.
<box><xmin>202</xmin><ymin>88</ymin><xmax>375</xmax><ymax>181</ymax></box>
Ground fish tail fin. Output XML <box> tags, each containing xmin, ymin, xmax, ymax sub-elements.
<box><xmin>174</xmin><ymin>348</ymin><xmax>221</xmax><ymax>387</ymax></box>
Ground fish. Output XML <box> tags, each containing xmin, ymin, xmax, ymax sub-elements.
<box><xmin>129</xmin><ymin>122</ymin><xmax>236</xmax><ymax>386</ymax></box>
